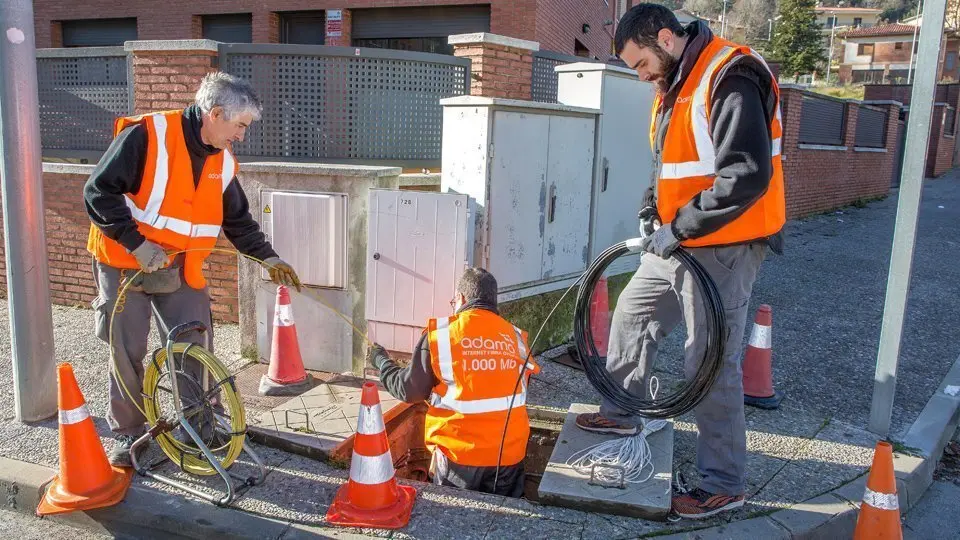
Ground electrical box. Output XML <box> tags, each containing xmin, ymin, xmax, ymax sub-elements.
<box><xmin>260</xmin><ymin>190</ymin><xmax>348</xmax><ymax>289</ymax></box>
<box><xmin>440</xmin><ymin>96</ymin><xmax>599</xmax><ymax>300</ymax></box>
<box><xmin>557</xmin><ymin>63</ymin><xmax>657</xmax><ymax>276</ymax></box>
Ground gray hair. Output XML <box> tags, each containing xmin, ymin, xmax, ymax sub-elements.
<box><xmin>457</xmin><ymin>267</ymin><xmax>498</xmax><ymax>307</ymax></box>
<box><xmin>194</xmin><ymin>71</ymin><xmax>263</xmax><ymax>121</ymax></box>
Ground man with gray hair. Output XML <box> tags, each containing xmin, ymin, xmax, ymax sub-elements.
<box><xmin>368</xmin><ymin>267</ymin><xmax>539</xmax><ymax>497</ymax></box>
<box><xmin>84</xmin><ymin>71</ymin><xmax>301</xmax><ymax>466</ymax></box>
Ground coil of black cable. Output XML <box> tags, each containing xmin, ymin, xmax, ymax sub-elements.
<box><xmin>572</xmin><ymin>239</ymin><xmax>727</xmax><ymax>419</ymax></box>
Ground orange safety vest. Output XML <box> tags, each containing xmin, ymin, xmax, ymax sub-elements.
<box><xmin>86</xmin><ymin>110</ymin><xmax>238</xmax><ymax>289</ymax></box>
<box><xmin>424</xmin><ymin>308</ymin><xmax>540</xmax><ymax>468</ymax></box>
<box><xmin>650</xmin><ymin>36</ymin><xmax>786</xmax><ymax>247</ymax></box>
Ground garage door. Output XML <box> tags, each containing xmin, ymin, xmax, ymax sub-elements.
<box><xmin>62</xmin><ymin>18</ymin><xmax>137</xmax><ymax>47</ymax></box>
<box><xmin>351</xmin><ymin>6</ymin><xmax>490</xmax><ymax>39</ymax></box>
<box><xmin>202</xmin><ymin>14</ymin><xmax>253</xmax><ymax>43</ymax></box>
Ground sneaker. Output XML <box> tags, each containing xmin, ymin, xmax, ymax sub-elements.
<box><xmin>671</xmin><ymin>487</ymin><xmax>745</xmax><ymax>519</ymax></box>
<box><xmin>108</xmin><ymin>434</ymin><xmax>148</xmax><ymax>468</ymax></box>
<box><xmin>575</xmin><ymin>412</ymin><xmax>638</xmax><ymax>436</ymax></box>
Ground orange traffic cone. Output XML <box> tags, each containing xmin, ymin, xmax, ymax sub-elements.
<box><xmin>260</xmin><ymin>285</ymin><xmax>313</xmax><ymax>396</ymax></box>
<box><xmin>853</xmin><ymin>441</ymin><xmax>903</xmax><ymax>539</ymax></box>
<box><xmin>326</xmin><ymin>382</ymin><xmax>416</xmax><ymax>529</ymax></box>
<box><xmin>742</xmin><ymin>304</ymin><xmax>783</xmax><ymax>409</ymax></box>
<box><xmin>37</xmin><ymin>364</ymin><xmax>132</xmax><ymax>516</ymax></box>
<box><xmin>591</xmin><ymin>276</ymin><xmax>611</xmax><ymax>356</ymax></box>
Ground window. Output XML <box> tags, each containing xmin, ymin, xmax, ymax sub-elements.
<box><xmin>825</xmin><ymin>16</ymin><xmax>837</xmax><ymax>28</ymax></box>
<box><xmin>61</xmin><ymin>18</ymin><xmax>137</xmax><ymax>47</ymax></box>
<box><xmin>948</xmin><ymin>52</ymin><xmax>956</xmax><ymax>71</ymax></box>
<box><xmin>575</xmin><ymin>39</ymin><xmax>590</xmax><ymax>58</ymax></box>
<box><xmin>858</xmin><ymin>44</ymin><xmax>874</xmax><ymax>56</ymax></box>
<box><xmin>279</xmin><ymin>11</ymin><xmax>325</xmax><ymax>44</ymax></box>
<box><xmin>352</xmin><ymin>37</ymin><xmax>452</xmax><ymax>54</ymax></box>
<box><xmin>853</xmin><ymin>17</ymin><xmax>862</xmax><ymax>27</ymax></box>
<box><xmin>895</xmin><ymin>42</ymin><xmax>903</xmax><ymax>50</ymax></box>
<box><xmin>201</xmin><ymin>13</ymin><xmax>252</xmax><ymax>43</ymax></box>
<box><xmin>351</xmin><ymin>6</ymin><xmax>489</xmax><ymax>55</ymax></box>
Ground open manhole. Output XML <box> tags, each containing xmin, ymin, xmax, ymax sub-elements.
<box><xmin>330</xmin><ymin>403</ymin><xmax>562</xmax><ymax>501</ymax></box>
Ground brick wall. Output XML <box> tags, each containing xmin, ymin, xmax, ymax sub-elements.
<box><xmin>872</xmin><ymin>42</ymin><xmax>911</xmax><ymax>63</ymax></box>
<box><xmin>130</xmin><ymin>45</ymin><xmax>218</xmax><ymax>114</ymax></box>
<box><xmin>452</xmin><ymin>34</ymin><xmax>536</xmax><ymax>100</ymax></box>
<box><xmin>779</xmin><ymin>87</ymin><xmax>898</xmax><ymax>217</ymax></box>
<box><xmin>535</xmin><ymin>0</ymin><xmax>613</xmax><ymax>58</ymax></box>
<box><xmin>33</xmin><ymin>0</ymin><xmax>612</xmax><ymax>59</ymax></box>
<box><xmin>864</xmin><ymin>83</ymin><xmax>958</xmax><ymax>107</ymax></box>
<box><xmin>325</xmin><ymin>9</ymin><xmax>352</xmax><ymax>47</ymax></box>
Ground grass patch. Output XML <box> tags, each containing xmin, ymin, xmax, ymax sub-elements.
<box><xmin>241</xmin><ymin>345</ymin><xmax>260</xmax><ymax>361</ymax></box>
<box><xmin>809</xmin><ymin>85</ymin><xmax>865</xmax><ymax>100</ymax></box>
<box><xmin>891</xmin><ymin>441</ymin><xmax>924</xmax><ymax>456</ymax></box>
<box><xmin>499</xmin><ymin>270</ymin><xmax>635</xmax><ymax>354</ymax></box>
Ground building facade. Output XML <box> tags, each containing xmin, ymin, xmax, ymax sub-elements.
<box><xmin>838</xmin><ymin>22</ymin><xmax>959</xmax><ymax>84</ymax></box>
<box><xmin>814</xmin><ymin>6</ymin><xmax>881</xmax><ymax>71</ymax></box>
<box><xmin>34</xmin><ymin>1</ymin><xmax>619</xmax><ymax>59</ymax></box>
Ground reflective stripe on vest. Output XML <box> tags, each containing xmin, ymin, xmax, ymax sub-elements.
<box><xmin>424</xmin><ymin>309</ymin><xmax>539</xmax><ymax>467</ymax></box>
<box><xmin>653</xmin><ymin>37</ymin><xmax>786</xmax><ymax>248</ymax></box>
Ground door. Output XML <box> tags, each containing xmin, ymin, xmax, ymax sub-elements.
<box><xmin>366</xmin><ymin>189</ymin><xmax>473</xmax><ymax>353</ymax></box>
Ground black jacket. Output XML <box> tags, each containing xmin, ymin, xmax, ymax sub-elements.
<box><xmin>650</xmin><ymin>22</ymin><xmax>784</xmax><ymax>254</ymax></box>
<box><xmin>374</xmin><ymin>300</ymin><xmax>501</xmax><ymax>403</ymax></box>
<box><xmin>83</xmin><ymin>105</ymin><xmax>278</xmax><ymax>261</ymax></box>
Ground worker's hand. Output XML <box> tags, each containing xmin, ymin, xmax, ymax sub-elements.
<box><xmin>366</xmin><ymin>343</ymin><xmax>389</xmax><ymax>370</ymax></box>
<box><xmin>638</xmin><ymin>206</ymin><xmax>660</xmax><ymax>238</ymax></box>
<box><xmin>639</xmin><ymin>224</ymin><xmax>681</xmax><ymax>259</ymax></box>
<box><xmin>131</xmin><ymin>241</ymin><xmax>170</xmax><ymax>273</ymax></box>
<box><xmin>263</xmin><ymin>257</ymin><xmax>302</xmax><ymax>292</ymax></box>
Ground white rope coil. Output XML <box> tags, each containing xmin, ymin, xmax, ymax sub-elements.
<box><xmin>566</xmin><ymin>377</ymin><xmax>669</xmax><ymax>485</ymax></box>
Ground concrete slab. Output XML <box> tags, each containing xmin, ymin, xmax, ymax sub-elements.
<box><xmin>251</xmin><ymin>376</ymin><xmax>400</xmax><ymax>457</ymax></box>
<box><xmin>768</xmin><ymin>493</ymin><xmax>857</xmax><ymax>539</ymax></box>
<box><xmin>536</xmin><ymin>403</ymin><xmax>673</xmax><ymax>521</ymax></box>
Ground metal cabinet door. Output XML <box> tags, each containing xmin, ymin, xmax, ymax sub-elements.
<box><xmin>541</xmin><ymin>114</ymin><xmax>595</xmax><ymax>279</ymax></box>
<box><xmin>365</xmin><ymin>189</ymin><xmax>472</xmax><ymax>353</ymax></box>
<box><xmin>488</xmin><ymin>110</ymin><xmax>551</xmax><ymax>289</ymax></box>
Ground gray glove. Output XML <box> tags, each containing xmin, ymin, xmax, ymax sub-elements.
<box><xmin>131</xmin><ymin>241</ymin><xmax>169</xmax><ymax>273</ymax></box>
<box><xmin>639</xmin><ymin>224</ymin><xmax>681</xmax><ymax>259</ymax></box>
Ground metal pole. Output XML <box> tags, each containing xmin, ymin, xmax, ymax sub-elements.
<box><xmin>721</xmin><ymin>0</ymin><xmax>728</xmax><ymax>38</ymax></box>
<box><xmin>0</xmin><ymin>0</ymin><xmax>57</xmax><ymax>422</ymax></box>
<box><xmin>907</xmin><ymin>0</ymin><xmax>923</xmax><ymax>84</ymax></box>
<box><xmin>868</xmin><ymin>0</ymin><xmax>947</xmax><ymax>437</ymax></box>
<box><xmin>827</xmin><ymin>14</ymin><xmax>836</xmax><ymax>85</ymax></box>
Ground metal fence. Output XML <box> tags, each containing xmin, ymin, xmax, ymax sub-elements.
<box><xmin>220</xmin><ymin>44</ymin><xmax>470</xmax><ymax>166</ymax></box>
<box><xmin>531</xmin><ymin>50</ymin><xmax>601</xmax><ymax>103</ymax></box>
<box><xmin>855</xmin><ymin>105</ymin><xmax>888</xmax><ymax>148</ymax></box>
<box><xmin>799</xmin><ymin>94</ymin><xmax>846</xmax><ymax>146</ymax></box>
<box><xmin>36</xmin><ymin>47</ymin><xmax>132</xmax><ymax>154</ymax></box>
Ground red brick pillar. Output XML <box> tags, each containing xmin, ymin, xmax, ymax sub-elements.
<box><xmin>126</xmin><ymin>40</ymin><xmax>219</xmax><ymax>114</ymax></box>
<box><xmin>325</xmin><ymin>9</ymin><xmax>352</xmax><ymax>47</ymax></box>
<box><xmin>777</xmin><ymin>85</ymin><xmax>804</xmax><ymax>218</ymax></box>
<box><xmin>449</xmin><ymin>33</ymin><xmax>538</xmax><ymax>100</ymax></box>
<box><xmin>254</xmin><ymin>11</ymin><xmax>280</xmax><ymax>43</ymax></box>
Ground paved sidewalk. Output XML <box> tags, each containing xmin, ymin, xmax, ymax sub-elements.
<box><xmin>0</xmin><ymin>176</ymin><xmax>957</xmax><ymax>537</ymax></box>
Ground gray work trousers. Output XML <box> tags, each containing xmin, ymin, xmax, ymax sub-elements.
<box><xmin>600</xmin><ymin>243</ymin><xmax>766</xmax><ymax>495</ymax></box>
<box><xmin>92</xmin><ymin>259</ymin><xmax>214</xmax><ymax>436</ymax></box>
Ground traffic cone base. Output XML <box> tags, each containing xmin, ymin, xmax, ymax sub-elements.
<box><xmin>742</xmin><ymin>304</ymin><xmax>783</xmax><ymax>410</ymax></box>
<box><xmin>744</xmin><ymin>392</ymin><xmax>784</xmax><ymax>410</ymax></box>
<box><xmin>37</xmin><ymin>364</ymin><xmax>133</xmax><ymax>517</ymax></box>
<box><xmin>326</xmin><ymin>482</ymin><xmax>417</xmax><ymax>529</ymax></box>
<box><xmin>259</xmin><ymin>372</ymin><xmax>313</xmax><ymax>396</ymax></box>
<box><xmin>37</xmin><ymin>466</ymin><xmax>132</xmax><ymax>516</ymax></box>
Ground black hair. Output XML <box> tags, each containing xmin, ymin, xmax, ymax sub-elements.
<box><xmin>457</xmin><ymin>267</ymin><xmax>498</xmax><ymax>307</ymax></box>
<box><xmin>614</xmin><ymin>3</ymin><xmax>687</xmax><ymax>55</ymax></box>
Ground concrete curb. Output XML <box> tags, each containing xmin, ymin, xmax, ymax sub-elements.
<box><xmin>0</xmin><ymin>457</ymin><xmax>291</xmax><ymax>539</ymax></box>
<box><xmin>655</xmin><ymin>353</ymin><xmax>960</xmax><ymax>539</ymax></box>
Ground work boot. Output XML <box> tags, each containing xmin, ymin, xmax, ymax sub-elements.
<box><xmin>671</xmin><ymin>487</ymin><xmax>745</xmax><ymax>519</ymax></box>
<box><xmin>108</xmin><ymin>432</ymin><xmax>148</xmax><ymax>468</ymax></box>
<box><xmin>575</xmin><ymin>412</ymin><xmax>638</xmax><ymax>436</ymax></box>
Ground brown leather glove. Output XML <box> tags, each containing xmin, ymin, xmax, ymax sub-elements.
<box><xmin>263</xmin><ymin>257</ymin><xmax>302</xmax><ymax>291</ymax></box>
